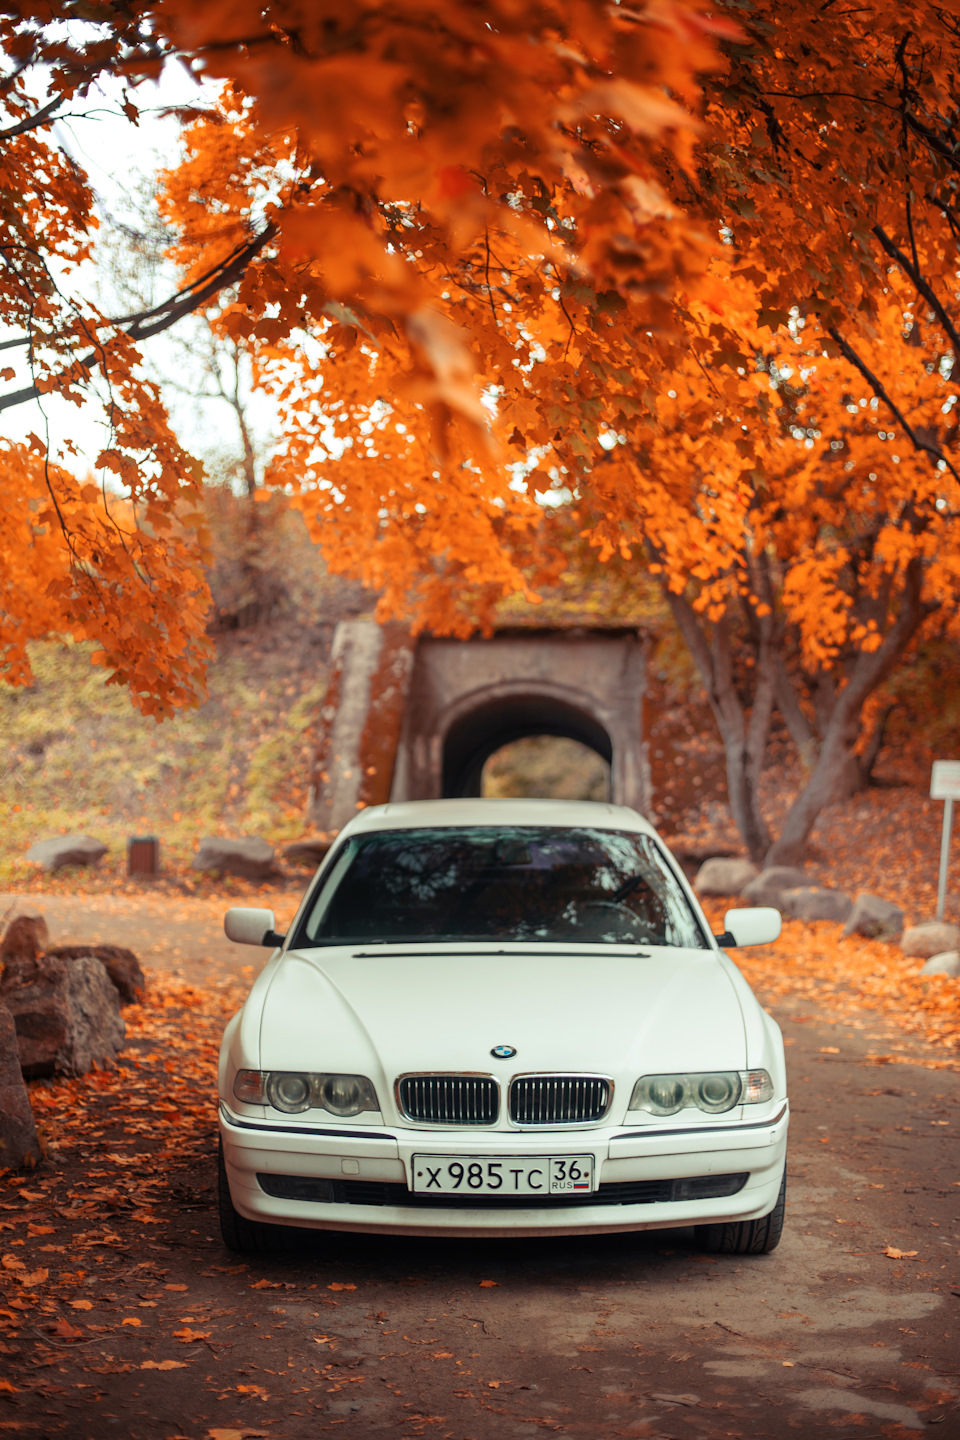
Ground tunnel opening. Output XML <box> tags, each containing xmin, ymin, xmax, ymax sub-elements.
<box><xmin>482</xmin><ymin>735</ymin><xmax>610</xmax><ymax>801</ymax></box>
<box><xmin>441</xmin><ymin>694</ymin><xmax>613</xmax><ymax>800</ymax></box>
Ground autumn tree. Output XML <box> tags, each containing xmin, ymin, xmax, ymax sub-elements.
<box><xmin>3</xmin><ymin>1</ymin><xmax>960</xmax><ymax>857</ymax></box>
<box><xmin>96</xmin><ymin>183</ymin><xmax>288</xmax><ymax>628</ymax></box>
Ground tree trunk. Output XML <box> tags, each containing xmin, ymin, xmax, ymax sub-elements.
<box><xmin>765</xmin><ymin>559</ymin><xmax>930</xmax><ymax>864</ymax></box>
<box><xmin>765</xmin><ymin>722</ymin><xmax>858</xmax><ymax>865</ymax></box>
<box><xmin>858</xmin><ymin>701</ymin><xmax>895</xmax><ymax>785</ymax></box>
<box><xmin>774</xmin><ymin>657</ymin><xmax>818</xmax><ymax>770</ymax></box>
<box><xmin>661</xmin><ymin>589</ymin><xmax>773</xmax><ymax>862</ymax></box>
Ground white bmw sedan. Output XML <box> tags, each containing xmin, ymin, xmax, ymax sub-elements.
<box><xmin>217</xmin><ymin>799</ymin><xmax>787</xmax><ymax>1255</ymax></box>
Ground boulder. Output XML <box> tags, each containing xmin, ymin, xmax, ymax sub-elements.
<box><xmin>0</xmin><ymin>953</ymin><xmax>125</xmax><ymax>1079</ymax></box>
<box><xmin>283</xmin><ymin>836</ymin><xmax>332</xmax><ymax>868</ymax></box>
<box><xmin>742</xmin><ymin>866</ymin><xmax>809</xmax><ymax>907</ymax></box>
<box><xmin>0</xmin><ymin>914</ymin><xmax>49</xmax><ymax>964</ymax></box>
<box><xmin>842</xmin><ymin>892</ymin><xmax>904</xmax><ymax>942</ymax></box>
<box><xmin>192</xmin><ymin>836</ymin><xmax>276</xmax><ymax>880</ymax></box>
<box><xmin>46</xmin><ymin>944</ymin><xmax>145</xmax><ymax>1006</ymax></box>
<box><xmin>920</xmin><ymin>950</ymin><xmax>960</xmax><ymax>978</ymax></box>
<box><xmin>694</xmin><ymin>857</ymin><xmax>759</xmax><ymax>898</ymax></box>
<box><xmin>0</xmin><ymin>1002</ymin><xmax>41</xmax><ymax>1169</ymax></box>
<box><xmin>25</xmin><ymin>835</ymin><xmax>107</xmax><ymax>871</ymax></box>
<box><xmin>779</xmin><ymin>888</ymin><xmax>853</xmax><ymax>923</ymax></box>
<box><xmin>900</xmin><ymin>921</ymin><xmax>960</xmax><ymax>960</ymax></box>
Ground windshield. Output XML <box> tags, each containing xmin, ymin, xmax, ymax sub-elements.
<box><xmin>297</xmin><ymin>826</ymin><xmax>708</xmax><ymax>949</ymax></box>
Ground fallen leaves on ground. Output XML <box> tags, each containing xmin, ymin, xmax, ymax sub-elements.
<box><xmin>0</xmin><ymin>972</ymin><xmax>245</xmax><ymax>1363</ymax></box>
<box><xmin>0</xmin><ymin>872</ymin><xmax>955</xmax><ymax>1436</ymax></box>
<box><xmin>706</xmin><ymin>908</ymin><xmax>960</xmax><ymax>1063</ymax></box>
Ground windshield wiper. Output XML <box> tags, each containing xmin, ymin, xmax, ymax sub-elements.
<box><xmin>611</xmin><ymin>873</ymin><xmax>653</xmax><ymax>903</ymax></box>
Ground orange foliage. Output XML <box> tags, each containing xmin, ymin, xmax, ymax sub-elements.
<box><xmin>0</xmin><ymin>444</ymin><xmax>210</xmax><ymax>714</ymax></box>
<box><xmin>0</xmin><ymin>13</ymin><xmax>215</xmax><ymax>713</ymax></box>
<box><xmin>146</xmin><ymin>2</ymin><xmax>960</xmax><ymax>665</ymax></box>
<box><xmin>3</xmin><ymin>2</ymin><xmax>960</xmax><ymax>728</ymax></box>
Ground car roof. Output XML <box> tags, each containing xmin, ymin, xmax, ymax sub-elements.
<box><xmin>340</xmin><ymin>797</ymin><xmax>659</xmax><ymax>838</ymax></box>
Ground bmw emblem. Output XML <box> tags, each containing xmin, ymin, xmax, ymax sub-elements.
<box><xmin>491</xmin><ymin>1045</ymin><xmax>517</xmax><ymax>1060</ymax></box>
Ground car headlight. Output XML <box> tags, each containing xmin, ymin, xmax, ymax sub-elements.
<box><xmin>628</xmin><ymin>1069</ymin><xmax>773</xmax><ymax>1116</ymax></box>
<box><xmin>233</xmin><ymin>1070</ymin><xmax>379</xmax><ymax>1117</ymax></box>
<box><xmin>316</xmin><ymin>1073</ymin><xmax>376</xmax><ymax>1116</ymax></box>
<box><xmin>267</xmin><ymin>1072</ymin><xmax>312</xmax><ymax>1114</ymax></box>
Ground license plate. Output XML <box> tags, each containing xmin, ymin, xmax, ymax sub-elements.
<box><xmin>411</xmin><ymin>1154</ymin><xmax>595</xmax><ymax>1196</ymax></box>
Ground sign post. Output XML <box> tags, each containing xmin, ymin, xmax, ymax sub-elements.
<box><xmin>931</xmin><ymin>761</ymin><xmax>960</xmax><ymax>921</ymax></box>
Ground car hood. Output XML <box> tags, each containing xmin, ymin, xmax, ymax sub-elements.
<box><xmin>258</xmin><ymin>945</ymin><xmax>747</xmax><ymax>1092</ymax></box>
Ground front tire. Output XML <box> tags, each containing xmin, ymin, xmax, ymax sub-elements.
<box><xmin>695</xmin><ymin>1166</ymin><xmax>786</xmax><ymax>1255</ymax></box>
<box><xmin>217</xmin><ymin>1136</ymin><xmax>280</xmax><ymax>1254</ymax></box>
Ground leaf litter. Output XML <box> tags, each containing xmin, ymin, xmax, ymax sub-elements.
<box><xmin>701</xmin><ymin>905</ymin><xmax>960</xmax><ymax>1066</ymax></box>
<box><xmin>0</xmin><ymin>872</ymin><xmax>955</xmax><ymax>1433</ymax></box>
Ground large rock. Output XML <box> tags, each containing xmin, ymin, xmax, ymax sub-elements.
<box><xmin>842</xmin><ymin>892</ymin><xmax>904</xmax><ymax>942</ymax></box>
<box><xmin>0</xmin><ymin>914</ymin><xmax>49</xmax><ymax>963</ymax></box>
<box><xmin>0</xmin><ymin>1003</ymin><xmax>40</xmax><ymax>1169</ymax></box>
<box><xmin>46</xmin><ymin>944</ymin><xmax>145</xmax><ymax>1006</ymax></box>
<box><xmin>920</xmin><ymin>950</ymin><xmax>960</xmax><ymax>978</ymax></box>
<box><xmin>192</xmin><ymin>836</ymin><xmax>276</xmax><ymax>880</ymax></box>
<box><xmin>283</xmin><ymin>836</ymin><xmax>332</xmax><ymax>868</ymax></box>
<box><xmin>694</xmin><ymin>857</ymin><xmax>759</xmax><ymax>898</ymax></box>
<box><xmin>779</xmin><ymin>888</ymin><xmax>853</xmax><ymax>923</ymax></box>
<box><xmin>742</xmin><ymin>866</ymin><xmax>809</xmax><ymax>907</ymax></box>
<box><xmin>0</xmin><ymin>953</ymin><xmax>125</xmax><ymax>1079</ymax></box>
<box><xmin>900</xmin><ymin>921</ymin><xmax>960</xmax><ymax>960</ymax></box>
<box><xmin>25</xmin><ymin>835</ymin><xmax>107</xmax><ymax>871</ymax></box>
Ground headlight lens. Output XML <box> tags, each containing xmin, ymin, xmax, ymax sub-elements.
<box><xmin>647</xmin><ymin>1076</ymin><xmax>686</xmax><ymax>1115</ymax></box>
<box><xmin>233</xmin><ymin>1070</ymin><xmax>379</xmax><ymax>1117</ymax></box>
<box><xmin>629</xmin><ymin>1069</ymin><xmax>773</xmax><ymax>1116</ymax></box>
<box><xmin>318</xmin><ymin>1073</ymin><xmax>378</xmax><ymax>1117</ymax></box>
<box><xmin>697</xmin><ymin>1073</ymin><xmax>739</xmax><ymax>1113</ymax></box>
<box><xmin>267</xmin><ymin>1072</ymin><xmax>312</xmax><ymax>1114</ymax></box>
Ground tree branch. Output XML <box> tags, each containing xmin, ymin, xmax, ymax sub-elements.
<box><xmin>872</xmin><ymin>222</ymin><xmax>960</xmax><ymax>360</ymax></box>
<box><xmin>0</xmin><ymin>224</ymin><xmax>275</xmax><ymax>413</ymax></box>
<box><xmin>836</xmin><ymin>557</ymin><xmax>933</xmax><ymax>722</ymax></box>
<box><xmin>0</xmin><ymin>96</ymin><xmax>63</xmax><ymax>140</ymax></box>
<box><xmin>774</xmin><ymin>657</ymin><xmax>817</xmax><ymax>759</ymax></box>
<box><xmin>826</xmin><ymin>325</ymin><xmax>960</xmax><ymax>486</ymax></box>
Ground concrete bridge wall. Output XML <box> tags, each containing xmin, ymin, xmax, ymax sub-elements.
<box><xmin>307</xmin><ymin>623</ymin><xmax>649</xmax><ymax>835</ymax></box>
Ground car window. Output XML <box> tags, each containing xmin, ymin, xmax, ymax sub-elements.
<box><xmin>297</xmin><ymin>826</ymin><xmax>709</xmax><ymax>949</ymax></box>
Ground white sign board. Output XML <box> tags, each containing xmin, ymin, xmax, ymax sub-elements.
<box><xmin>931</xmin><ymin>760</ymin><xmax>960</xmax><ymax>800</ymax></box>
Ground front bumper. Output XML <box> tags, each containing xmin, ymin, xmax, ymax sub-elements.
<box><xmin>219</xmin><ymin>1100</ymin><xmax>789</xmax><ymax>1238</ymax></box>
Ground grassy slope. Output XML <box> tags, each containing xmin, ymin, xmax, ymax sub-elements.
<box><xmin>0</xmin><ymin>625</ymin><xmax>331</xmax><ymax>889</ymax></box>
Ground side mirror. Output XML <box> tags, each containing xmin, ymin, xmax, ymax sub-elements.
<box><xmin>224</xmin><ymin>907</ymin><xmax>286</xmax><ymax>948</ymax></box>
<box><xmin>715</xmin><ymin>907</ymin><xmax>782</xmax><ymax>948</ymax></box>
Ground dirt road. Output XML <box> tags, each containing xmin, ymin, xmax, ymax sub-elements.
<box><xmin>0</xmin><ymin>901</ymin><xmax>958</xmax><ymax>1439</ymax></box>
<box><xmin>0</xmin><ymin>888</ymin><xmax>304</xmax><ymax>982</ymax></box>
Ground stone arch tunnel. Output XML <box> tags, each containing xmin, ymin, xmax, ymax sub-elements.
<box><xmin>440</xmin><ymin>690</ymin><xmax>614</xmax><ymax>799</ymax></box>
<box><xmin>307</xmin><ymin>623</ymin><xmax>649</xmax><ymax>834</ymax></box>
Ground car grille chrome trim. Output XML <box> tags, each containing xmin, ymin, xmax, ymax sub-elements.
<box><xmin>508</xmin><ymin>1074</ymin><xmax>612</xmax><ymax>1126</ymax></box>
<box><xmin>396</xmin><ymin>1073</ymin><xmax>500</xmax><ymax>1126</ymax></box>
